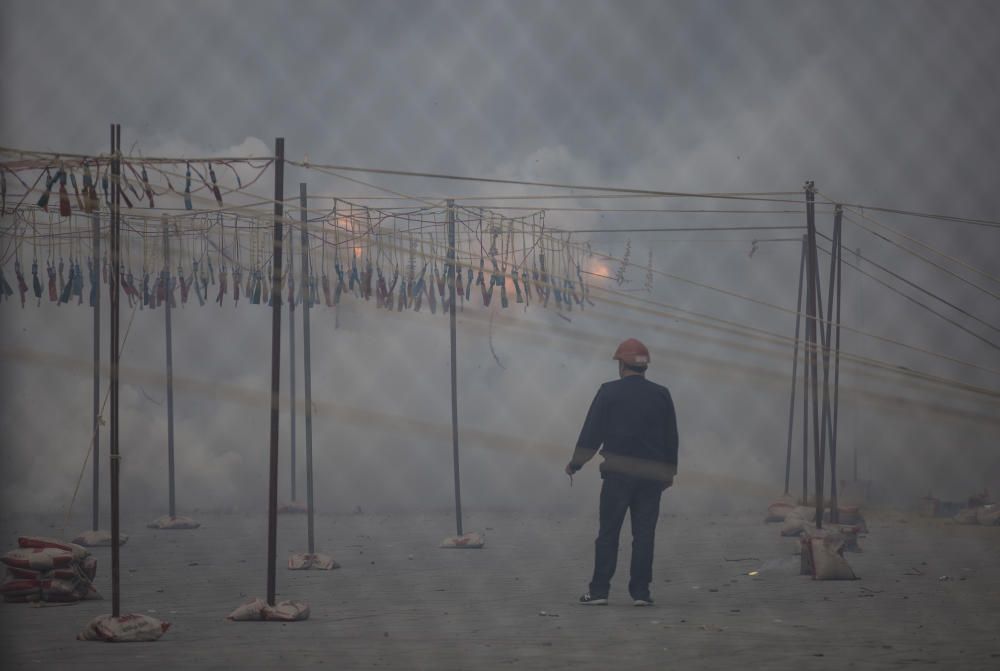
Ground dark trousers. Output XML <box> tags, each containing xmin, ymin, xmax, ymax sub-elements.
<box><xmin>589</xmin><ymin>474</ymin><xmax>663</xmax><ymax>600</ymax></box>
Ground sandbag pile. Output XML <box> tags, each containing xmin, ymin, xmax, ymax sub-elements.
<box><xmin>1</xmin><ymin>536</ymin><xmax>101</xmax><ymax>603</ymax></box>
<box><xmin>147</xmin><ymin>515</ymin><xmax>200</xmax><ymax>530</ymax></box>
<box><xmin>955</xmin><ymin>503</ymin><xmax>1000</xmax><ymax>526</ymax></box>
<box><xmin>764</xmin><ymin>496</ymin><xmax>796</xmax><ymax>523</ymax></box>
<box><xmin>288</xmin><ymin>552</ymin><xmax>339</xmax><ymax>570</ymax></box>
<box><xmin>78</xmin><ymin>613</ymin><xmax>170</xmax><ymax>642</ymax></box>
<box><xmin>226</xmin><ymin>598</ymin><xmax>310</xmax><ymax>622</ymax></box>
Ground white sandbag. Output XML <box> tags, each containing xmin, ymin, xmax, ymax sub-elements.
<box><xmin>72</xmin><ymin>530</ymin><xmax>129</xmax><ymax>547</ymax></box>
<box><xmin>78</xmin><ymin>613</ymin><xmax>170</xmax><ymax>642</ymax></box>
<box><xmin>278</xmin><ymin>501</ymin><xmax>309</xmax><ymax>514</ymax></box>
<box><xmin>0</xmin><ymin>576</ymin><xmax>42</xmax><ymax>602</ymax></box>
<box><xmin>780</xmin><ymin>511</ymin><xmax>809</xmax><ymax>537</ymax></box>
<box><xmin>227</xmin><ymin>598</ymin><xmax>310</xmax><ymax>622</ymax></box>
<box><xmin>227</xmin><ymin>598</ymin><xmax>268</xmax><ymax>621</ymax></box>
<box><xmin>765</xmin><ymin>497</ymin><xmax>796</xmax><ymax>523</ymax></box>
<box><xmin>976</xmin><ymin>504</ymin><xmax>1000</xmax><ymax>526</ymax></box>
<box><xmin>288</xmin><ymin>553</ymin><xmax>340</xmax><ymax>570</ymax></box>
<box><xmin>954</xmin><ymin>508</ymin><xmax>980</xmax><ymax>525</ymax></box>
<box><xmin>440</xmin><ymin>532</ymin><xmax>485</xmax><ymax>548</ymax></box>
<box><xmin>2</xmin><ymin>547</ymin><xmax>75</xmax><ymax>572</ymax></box>
<box><xmin>147</xmin><ymin>515</ymin><xmax>201</xmax><ymax>530</ymax></box>
<box><xmin>264</xmin><ymin>601</ymin><xmax>310</xmax><ymax>622</ymax></box>
<box><xmin>810</xmin><ymin>536</ymin><xmax>858</xmax><ymax>580</ymax></box>
<box><xmin>18</xmin><ymin>537</ymin><xmax>90</xmax><ymax>562</ymax></box>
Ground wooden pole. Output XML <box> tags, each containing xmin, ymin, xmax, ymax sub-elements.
<box><xmin>805</xmin><ymin>181</ymin><xmax>824</xmax><ymax>528</ymax></box>
<box><xmin>300</xmin><ymin>183</ymin><xmax>315</xmax><ymax>554</ymax></box>
<box><xmin>783</xmin><ymin>236</ymin><xmax>806</xmax><ymax>495</ymax></box>
<box><xmin>447</xmin><ymin>199</ymin><xmax>463</xmax><ymax>536</ymax></box>
<box><xmin>163</xmin><ymin>214</ymin><xmax>176</xmax><ymax>518</ymax></box>
<box><xmin>266</xmin><ymin>138</ymin><xmax>285</xmax><ymax>606</ymax></box>
<box><xmin>109</xmin><ymin>123</ymin><xmax>122</xmax><ymax>616</ymax></box>
<box><xmin>830</xmin><ymin>206</ymin><xmax>844</xmax><ymax>517</ymax></box>
<box><xmin>288</xmin><ymin>231</ymin><xmax>297</xmax><ymax>502</ymax></box>
<box><xmin>91</xmin><ymin>206</ymin><xmax>101</xmax><ymax>531</ymax></box>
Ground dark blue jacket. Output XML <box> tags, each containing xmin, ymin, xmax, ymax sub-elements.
<box><xmin>569</xmin><ymin>375</ymin><xmax>678</xmax><ymax>482</ymax></box>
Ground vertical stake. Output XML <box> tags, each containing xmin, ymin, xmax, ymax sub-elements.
<box><xmin>91</xmin><ymin>205</ymin><xmax>101</xmax><ymax>531</ymax></box>
<box><xmin>289</xmin><ymin>231</ymin><xmax>297</xmax><ymax>502</ymax></box>
<box><xmin>110</xmin><ymin>123</ymin><xmax>122</xmax><ymax>616</ymax></box>
<box><xmin>266</xmin><ymin>138</ymin><xmax>285</xmax><ymax>606</ymax></box>
<box><xmin>163</xmin><ymin>214</ymin><xmax>176</xmax><ymax>519</ymax></box>
<box><xmin>830</xmin><ymin>206</ymin><xmax>844</xmax><ymax>517</ymax></box>
<box><xmin>805</xmin><ymin>181</ymin><xmax>824</xmax><ymax>528</ymax></box>
<box><xmin>783</xmin><ymin>236</ymin><xmax>806</xmax><ymax>495</ymax></box>
<box><xmin>447</xmin><ymin>199</ymin><xmax>463</xmax><ymax>536</ymax></box>
<box><xmin>300</xmin><ymin>183</ymin><xmax>315</xmax><ymax>554</ymax></box>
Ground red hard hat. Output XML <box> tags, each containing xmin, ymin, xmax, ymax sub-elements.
<box><xmin>612</xmin><ymin>338</ymin><xmax>650</xmax><ymax>366</ymax></box>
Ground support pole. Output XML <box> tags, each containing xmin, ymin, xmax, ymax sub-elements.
<box><xmin>109</xmin><ymin>123</ymin><xmax>122</xmax><ymax>616</ymax></box>
<box><xmin>162</xmin><ymin>214</ymin><xmax>176</xmax><ymax>519</ymax></box>
<box><xmin>288</xmin><ymin>232</ymin><xmax>297</xmax><ymax>502</ymax></box>
<box><xmin>266</xmin><ymin>138</ymin><xmax>285</xmax><ymax>606</ymax></box>
<box><xmin>805</xmin><ymin>181</ymin><xmax>824</xmax><ymax>528</ymax></box>
<box><xmin>299</xmin><ymin>183</ymin><xmax>315</xmax><ymax>554</ymax></box>
<box><xmin>91</xmin><ymin>207</ymin><xmax>101</xmax><ymax>531</ymax></box>
<box><xmin>447</xmin><ymin>199</ymin><xmax>463</xmax><ymax>536</ymax></box>
<box><xmin>783</xmin><ymin>236</ymin><xmax>806</xmax><ymax>495</ymax></box>
<box><xmin>830</xmin><ymin>206</ymin><xmax>844</xmax><ymax>517</ymax></box>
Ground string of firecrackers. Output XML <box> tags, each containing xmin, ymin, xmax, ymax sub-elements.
<box><xmin>0</xmin><ymin>204</ymin><xmax>615</xmax><ymax>319</ymax></box>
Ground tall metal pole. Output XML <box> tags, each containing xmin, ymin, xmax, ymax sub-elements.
<box><xmin>805</xmin><ymin>181</ymin><xmax>824</xmax><ymax>529</ymax></box>
<box><xmin>288</xmin><ymin>232</ymin><xmax>297</xmax><ymax>502</ymax></box>
<box><xmin>266</xmin><ymin>138</ymin><xmax>285</xmax><ymax>606</ymax></box>
<box><xmin>447</xmin><ymin>199</ymin><xmax>463</xmax><ymax>536</ymax></box>
<box><xmin>801</xmin><ymin>324</ymin><xmax>809</xmax><ymax>504</ymax></box>
<box><xmin>91</xmin><ymin>206</ymin><xmax>101</xmax><ymax>531</ymax></box>
<box><xmin>829</xmin><ymin>206</ymin><xmax>844</xmax><ymax>517</ymax></box>
<box><xmin>783</xmin><ymin>236</ymin><xmax>806</xmax><ymax>495</ymax></box>
<box><xmin>815</xmin><ymin>206</ymin><xmax>839</xmax><ymax>522</ymax></box>
<box><xmin>109</xmin><ymin>123</ymin><xmax>122</xmax><ymax>616</ymax></box>
<box><xmin>163</xmin><ymin>214</ymin><xmax>176</xmax><ymax>518</ymax></box>
<box><xmin>853</xmin><ymin>246</ymin><xmax>861</xmax><ymax>483</ymax></box>
<box><xmin>299</xmin><ymin>183</ymin><xmax>315</xmax><ymax>554</ymax></box>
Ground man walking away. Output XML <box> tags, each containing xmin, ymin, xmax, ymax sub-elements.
<box><xmin>565</xmin><ymin>338</ymin><xmax>679</xmax><ymax>606</ymax></box>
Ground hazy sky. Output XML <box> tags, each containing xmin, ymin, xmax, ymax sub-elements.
<box><xmin>1</xmin><ymin>1</ymin><xmax>998</xmax><ymax>517</ymax></box>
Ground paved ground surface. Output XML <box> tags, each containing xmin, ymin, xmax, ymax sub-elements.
<box><xmin>1</xmin><ymin>508</ymin><xmax>999</xmax><ymax>670</ymax></box>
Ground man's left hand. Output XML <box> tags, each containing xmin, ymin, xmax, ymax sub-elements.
<box><xmin>564</xmin><ymin>463</ymin><xmax>577</xmax><ymax>476</ymax></box>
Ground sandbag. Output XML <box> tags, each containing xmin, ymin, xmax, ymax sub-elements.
<box><xmin>288</xmin><ymin>553</ymin><xmax>340</xmax><ymax>570</ymax></box>
<box><xmin>147</xmin><ymin>515</ymin><xmax>200</xmax><ymax>530</ymax></box>
<box><xmin>976</xmin><ymin>504</ymin><xmax>1000</xmax><ymax>526</ymax></box>
<box><xmin>227</xmin><ymin>598</ymin><xmax>311</xmax><ymax>622</ymax></box>
<box><xmin>765</xmin><ymin>498</ymin><xmax>796</xmax><ymax>523</ymax></box>
<box><xmin>18</xmin><ymin>537</ymin><xmax>90</xmax><ymax>562</ymax></box>
<box><xmin>78</xmin><ymin>613</ymin><xmax>170</xmax><ymax>642</ymax></box>
<box><xmin>73</xmin><ymin>530</ymin><xmax>129</xmax><ymax>547</ymax></box>
<box><xmin>810</xmin><ymin>536</ymin><xmax>858</xmax><ymax>580</ymax></box>
<box><xmin>780</xmin><ymin>511</ymin><xmax>809</xmax><ymax>537</ymax></box>
<box><xmin>440</xmin><ymin>532</ymin><xmax>485</xmax><ymax>548</ymax></box>
<box><xmin>954</xmin><ymin>508</ymin><xmax>980</xmax><ymax>525</ymax></box>
<box><xmin>1</xmin><ymin>577</ymin><xmax>42</xmax><ymax>602</ymax></box>
<box><xmin>264</xmin><ymin>601</ymin><xmax>310</xmax><ymax>621</ymax></box>
<box><xmin>2</xmin><ymin>547</ymin><xmax>75</xmax><ymax>572</ymax></box>
<box><xmin>278</xmin><ymin>501</ymin><xmax>309</xmax><ymax>514</ymax></box>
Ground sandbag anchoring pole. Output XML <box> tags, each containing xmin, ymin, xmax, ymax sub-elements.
<box><xmin>109</xmin><ymin>123</ymin><xmax>122</xmax><ymax>617</ymax></box>
<box><xmin>447</xmin><ymin>199</ymin><xmax>463</xmax><ymax>537</ymax></box>
<box><xmin>288</xmin><ymin>229</ymin><xmax>297</xmax><ymax>503</ymax></box>
<box><xmin>804</xmin><ymin>181</ymin><xmax>824</xmax><ymax>529</ymax></box>
<box><xmin>91</xmin><ymin>205</ymin><xmax>101</xmax><ymax>531</ymax></box>
<box><xmin>266</xmin><ymin>138</ymin><xmax>285</xmax><ymax>606</ymax></box>
<box><xmin>783</xmin><ymin>236</ymin><xmax>806</xmax><ymax>495</ymax></box>
<box><xmin>163</xmin><ymin>214</ymin><xmax>176</xmax><ymax>518</ymax></box>
<box><xmin>299</xmin><ymin>183</ymin><xmax>315</xmax><ymax>554</ymax></box>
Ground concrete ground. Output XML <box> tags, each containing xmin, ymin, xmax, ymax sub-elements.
<box><xmin>1</xmin><ymin>508</ymin><xmax>998</xmax><ymax>670</ymax></box>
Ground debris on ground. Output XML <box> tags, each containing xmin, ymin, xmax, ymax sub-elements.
<box><xmin>72</xmin><ymin>530</ymin><xmax>129</xmax><ymax>547</ymax></box>
<box><xmin>77</xmin><ymin>613</ymin><xmax>170</xmax><ymax>642</ymax></box>
<box><xmin>1</xmin><ymin>537</ymin><xmax>101</xmax><ymax>603</ymax></box>
<box><xmin>226</xmin><ymin>597</ymin><xmax>310</xmax><ymax>622</ymax></box>
<box><xmin>287</xmin><ymin>552</ymin><xmax>340</xmax><ymax>570</ymax></box>
<box><xmin>440</xmin><ymin>532</ymin><xmax>485</xmax><ymax>549</ymax></box>
<box><xmin>147</xmin><ymin>515</ymin><xmax>201</xmax><ymax>530</ymax></box>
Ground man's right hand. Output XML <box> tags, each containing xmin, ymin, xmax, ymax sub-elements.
<box><xmin>565</xmin><ymin>463</ymin><xmax>578</xmax><ymax>476</ymax></box>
